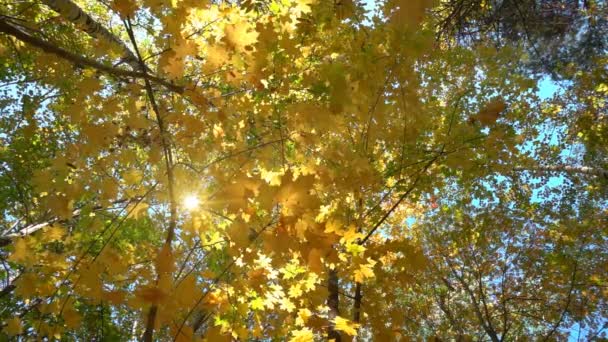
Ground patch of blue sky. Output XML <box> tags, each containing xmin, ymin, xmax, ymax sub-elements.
<box><xmin>361</xmin><ymin>0</ymin><xmax>380</xmax><ymax>25</ymax></box>
<box><xmin>537</xmin><ymin>75</ymin><xmax>562</xmax><ymax>100</ymax></box>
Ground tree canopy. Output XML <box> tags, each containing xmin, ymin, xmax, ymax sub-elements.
<box><xmin>0</xmin><ymin>0</ymin><xmax>607</xmax><ymax>340</ymax></box>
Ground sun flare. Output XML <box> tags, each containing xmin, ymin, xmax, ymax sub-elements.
<box><xmin>182</xmin><ymin>195</ymin><xmax>200</xmax><ymax>211</ymax></box>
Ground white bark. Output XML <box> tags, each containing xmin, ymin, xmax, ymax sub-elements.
<box><xmin>42</xmin><ymin>0</ymin><xmax>141</xmax><ymax>70</ymax></box>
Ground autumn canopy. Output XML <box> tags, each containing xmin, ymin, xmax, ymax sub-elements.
<box><xmin>0</xmin><ymin>0</ymin><xmax>607</xmax><ymax>340</ymax></box>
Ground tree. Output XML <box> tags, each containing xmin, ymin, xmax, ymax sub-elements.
<box><xmin>434</xmin><ymin>0</ymin><xmax>608</xmax><ymax>79</ymax></box>
<box><xmin>0</xmin><ymin>0</ymin><xmax>606</xmax><ymax>340</ymax></box>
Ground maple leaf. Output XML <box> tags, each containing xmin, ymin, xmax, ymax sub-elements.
<box><xmin>102</xmin><ymin>290</ymin><xmax>126</xmax><ymax>305</ymax></box>
<box><xmin>250</xmin><ymin>297</ymin><xmax>265</xmax><ymax>311</ymax></box>
<box><xmin>295</xmin><ymin>308</ymin><xmax>312</xmax><ymax>326</ymax></box>
<box><xmin>155</xmin><ymin>243</ymin><xmax>174</xmax><ymax>274</ymax></box>
<box><xmin>8</xmin><ymin>238</ymin><xmax>29</xmax><ymax>265</ymax></box>
<box><xmin>4</xmin><ymin>317</ymin><xmax>23</xmax><ymax>336</ymax></box>
<box><xmin>204</xmin><ymin>326</ymin><xmax>231</xmax><ymax>342</ymax></box>
<box><xmin>63</xmin><ymin>308</ymin><xmax>82</xmax><ymax>328</ymax></box>
<box><xmin>112</xmin><ymin>0</ymin><xmax>137</xmax><ymax>17</ymax></box>
<box><xmin>223</xmin><ymin>20</ymin><xmax>258</xmax><ymax>53</ymax></box>
<box><xmin>289</xmin><ymin>327</ymin><xmax>314</xmax><ymax>342</ymax></box>
<box><xmin>1</xmin><ymin>0</ymin><xmax>605</xmax><ymax>339</ymax></box>
<box><xmin>175</xmin><ymin>274</ymin><xmax>198</xmax><ymax>306</ymax></box>
<box><xmin>136</xmin><ymin>286</ymin><xmax>167</xmax><ymax>305</ymax></box>
<box><xmin>162</xmin><ymin>54</ymin><xmax>185</xmax><ymax>80</ymax></box>
<box><xmin>288</xmin><ymin>283</ymin><xmax>303</xmax><ymax>298</ymax></box>
<box><xmin>345</xmin><ymin>243</ymin><xmax>366</xmax><ymax>256</ymax></box>
<box><xmin>126</xmin><ymin>202</ymin><xmax>149</xmax><ymax>219</ymax></box>
<box><xmin>340</xmin><ymin>225</ymin><xmax>363</xmax><ymax>244</ymax></box>
<box><xmin>204</xmin><ymin>44</ymin><xmax>230</xmax><ymax>72</ymax></box>
<box><xmin>324</xmin><ymin>218</ymin><xmax>343</xmax><ymax>235</ymax></box>
<box><xmin>333</xmin><ymin>316</ymin><xmax>359</xmax><ymax>336</ymax></box>
<box><xmin>280</xmin><ymin>297</ymin><xmax>296</xmax><ymax>312</ymax></box>
<box><xmin>471</xmin><ymin>98</ymin><xmax>507</xmax><ymax>125</ymax></box>
<box><xmin>123</xmin><ymin>169</ymin><xmax>143</xmax><ymax>185</ymax></box>
<box><xmin>307</xmin><ymin>248</ymin><xmax>323</xmax><ymax>274</ymax></box>
<box><xmin>353</xmin><ymin>258</ymin><xmax>377</xmax><ymax>283</ymax></box>
<box><xmin>46</xmin><ymin>224</ymin><xmax>66</xmax><ymax>241</ymax></box>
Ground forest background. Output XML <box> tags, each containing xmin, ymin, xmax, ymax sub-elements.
<box><xmin>0</xmin><ymin>0</ymin><xmax>607</xmax><ymax>341</ymax></box>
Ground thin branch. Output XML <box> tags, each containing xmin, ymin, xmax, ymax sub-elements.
<box><xmin>513</xmin><ymin>165</ymin><xmax>608</xmax><ymax>179</ymax></box>
<box><xmin>0</xmin><ymin>18</ymin><xmax>184</xmax><ymax>94</ymax></box>
<box><xmin>543</xmin><ymin>260</ymin><xmax>578</xmax><ymax>341</ymax></box>
<box><xmin>173</xmin><ymin>219</ymin><xmax>277</xmax><ymax>341</ymax></box>
<box><xmin>360</xmin><ymin>154</ymin><xmax>438</xmax><ymax>245</ymax></box>
<box><xmin>0</xmin><ymin>197</ymin><xmax>138</xmax><ymax>247</ymax></box>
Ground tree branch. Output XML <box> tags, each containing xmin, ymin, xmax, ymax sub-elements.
<box><xmin>513</xmin><ymin>165</ymin><xmax>608</xmax><ymax>179</ymax></box>
<box><xmin>0</xmin><ymin>197</ymin><xmax>136</xmax><ymax>247</ymax></box>
<box><xmin>543</xmin><ymin>260</ymin><xmax>578</xmax><ymax>341</ymax></box>
<box><xmin>360</xmin><ymin>154</ymin><xmax>438</xmax><ymax>245</ymax></box>
<box><xmin>0</xmin><ymin>18</ymin><xmax>184</xmax><ymax>94</ymax></box>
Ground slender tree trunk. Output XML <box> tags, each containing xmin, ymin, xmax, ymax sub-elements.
<box><xmin>327</xmin><ymin>268</ymin><xmax>341</xmax><ymax>342</ymax></box>
<box><xmin>353</xmin><ymin>198</ymin><xmax>363</xmax><ymax>329</ymax></box>
<box><xmin>121</xmin><ymin>19</ymin><xmax>179</xmax><ymax>342</ymax></box>
<box><xmin>353</xmin><ymin>282</ymin><xmax>362</xmax><ymax>323</ymax></box>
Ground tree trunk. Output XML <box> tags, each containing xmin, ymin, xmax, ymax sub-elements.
<box><xmin>42</xmin><ymin>0</ymin><xmax>141</xmax><ymax>70</ymax></box>
<box><xmin>353</xmin><ymin>282</ymin><xmax>362</xmax><ymax>323</ymax></box>
<box><xmin>327</xmin><ymin>268</ymin><xmax>341</xmax><ymax>342</ymax></box>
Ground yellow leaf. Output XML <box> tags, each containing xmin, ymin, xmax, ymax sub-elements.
<box><xmin>46</xmin><ymin>224</ymin><xmax>66</xmax><ymax>241</ymax></box>
<box><xmin>213</xmin><ymin>123</ymin><xmax>225</xmax><ymax>139</ymax></box>
<box><xmin>354</xmin><ymin>258</ymin><xmax>377</xmax><ymax>283</ymax></box>
<box><xmin>473</xmin><ymin>98</ymin><xmax>507</xmax><ymax>125</ymax></box>
<box><xmin>5</xmin><ymin>317</ymin><xmax>23</xmax><ymax>336</ymax></box>
<box><xmin>112</xmin><ymin>0</ymin><xmax>137</xmax><ymax>17</ymax></box>
<box><xmin>289</xmin><ymin>327</ymin><xmax>314</xmax><ymax>342</ymax></box>
<box><xmin>175</xmin><ymin>275</ymin><xmax>198</xmax><ymax>306</ymax></box>
<box><xmin>340</xmin><ymin>225</ymin><xmax>363</xmax><ymax>244</ymax></box>
<box><xmin>204</xmin><ymin>44</ymin><xmax>229</xmax><ymax>72</ymax></box>
<box><xmin>223</xmin><ymin>20</ymin><xmax>258</xmax><ymax>53</ymax></box>
<box><xmin>307</xmin><ymin>248</ymin><xmax>323</xmax><ymax>274</ymax></box>
<box><xmin>162</xmin><ymin>53</ymin><xmax>185</xmax><ymax>79</ymax></box>
<box><xmin>279</xmin><ymin>297</ymin><xmax>296</xmax><ymax>312</ymax></box>
<box><xmin>260</xmin><ymin>168</ymin><xmax>283</xmax><ymax>186</ymax></box>
<box><xmin>102</xmin><ymin>290</ymin><xmax>126</xmax><ymax>305</ymax></box>
<box><xmin>155</xmin><ymin>243</ymin><xmax>174</xmax><ymax>275</ymax></box>
<box><xmin>204</xmin><ymin>326</ymin><xmax>231</xmax><ymax>342</ymax></box>
<box><xmin>250</xmin><ymin>297</ymin><xmax>265</xmax><ymax>311</ymax></box>
<box><xmin>63</xmin><ymin>308</ymin><xmax>82</xmax><ymax>328</ymax></box>
<box><xmin>288</xmin><ymin>283</ymin><xmax>303</xmax><ymax>298</ymax></box>
<box><xmin>127</xmin><ymin>202</ymin><xmax>149</xmax><ymax>219</ymax></box>
<box><xmin>333</xmin><ymin>316</ymin><xmax>359</xmax><ymax>336</ymax></box>
<box><xmin>135</xmin><ymin>286</ymin><xmax>167</xmax><ymax>305</ymax></box>
<box><xmin>324</xmin><ymin>219</ymin><xmax>343</xmax><ymax>235</ymax></box>
<box><xmin>14</xmin><ymin>273</ymin><xmax>37</xmax><ymax>298</ymax></box>
<box><xmin>295</xmin><ymin>308</ymin><xmax>312</xmax><ymax>326</ymax></box>
<box><xmin>123</xmin><ymin>169</ymin><xmax>143</xmax><ymax>185</ymax></box>
<box><xmin>8</xmin><ymin>238</ymin><xmax>29</xmax><ymax>265</ymax></box>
